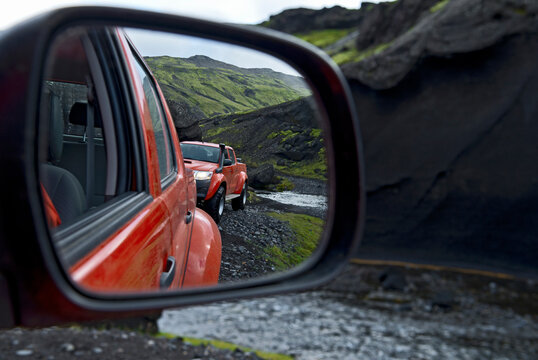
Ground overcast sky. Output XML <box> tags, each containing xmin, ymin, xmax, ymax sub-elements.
<box><xmin>3</xmin><ymin>1</ymin><xmax>383</xmax><ymax>76</ymax></box>
<box><xmin>1</xmin><ymin>1</ymin><xmax>383</xmax><ymax>29</ymax></box>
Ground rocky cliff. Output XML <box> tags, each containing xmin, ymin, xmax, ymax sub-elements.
<box><xmin>199</xmin><ymin>97</ymin><xmax>326</xmax><ymax>189</ymax></box>
<box><xmin>262</xmin><ymin>5</ymin><xmax>363</xmax><ymax>34</ymax></box>
<box><xmin>267</xmin><ymin>0</ymin><xmax>538</xmax><ymax>274</ymax></box>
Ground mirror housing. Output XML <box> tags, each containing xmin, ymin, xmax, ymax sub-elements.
<box><xmin>0</xmin><ymin>6</ymin><xmax>363</xmax><ymax>327</ymax></box>
<box><xmin>223</xmin><ymin>159</ymin><xmax>233</xmax><ymax>166</ymax></box>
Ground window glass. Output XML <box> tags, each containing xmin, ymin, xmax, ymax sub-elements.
<box><xmin>40</xmin><ymin>28</ymin><xmax>117</xmax><ymax>227</ymax></box>
<box><xmin>229</xmin><ymin>149</ymin><xmax>236</xmax><ymax>164</ymax></box>
<box><xmin>133</xmin><ymin>57</ymin><xmax>175</xmax><ymax>180</ymax></box>
<box><xmin>180</xmin><ymin>143</ymin><xmax>220</xmax><ymax>163</ymax></box>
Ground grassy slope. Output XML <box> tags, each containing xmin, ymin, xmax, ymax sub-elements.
<box><xmin>200</xmin><ymin>99</ymin><xmax>327</xmax><ymax>182</ymax></box>
<box><xmin>295</xmin><ymin>28</ymin><xmax>354</xmax><ymax>48</ymax></box>
<box><xmin>265</xmin><ymin>212</ymin><xmax>324</xmax><ymax>270</ymax></box>
<box><xmin>146</xmin><ymin>56</ymin><xmax>310</xmax><ymax>118</ymax></box>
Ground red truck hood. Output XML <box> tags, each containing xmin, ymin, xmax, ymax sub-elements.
<box><xmin>183</xmin><ymin>159</ymin><xmax>219</xmax><ymax>172</ymax></box>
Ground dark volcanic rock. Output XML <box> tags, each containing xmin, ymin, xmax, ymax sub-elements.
<box><xmin>201</xmin><ymin>96</ymin><xmax>323</xmax><ymax>168</ymax></box>
<box><xmin>249</xmin><ymin>164</ymin><xmax>275</xmax><ymax>189</ymax></box>
<box><xmin>345</xmin><ymin>0</ymin><xmax>538</xmax><ymax>274</ymax></box>
<box><xmin>431</xmin><ymin>290</ymin><xmax>458</xmax><ymax>310</ymax></box>
<box><xmin>355</xmin><ymin>0</ymin><xmax>439</xmax><ymax>51</ymax></box>
<box><xmin>166</xmin><ymin>99</ymin><xmax>203</xmax><ymax>141</ymax></box>
<box><xmin>264</xmin><ymin>6</ymin><xmax>363</xmax><ymax>34</ymax></box>
<box><xmin>343</xmin><ymin>0</ymin><xmax>538</xmax><ymax>89</ymax></box>
<box><xmin>378</xmin><ymin>268</ymin><xmax>408</xmax><ymax>292</ymax></box>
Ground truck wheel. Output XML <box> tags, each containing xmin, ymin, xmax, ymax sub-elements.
<box><xmin>232</xmin><ymin>182</ymin><xmax>247</xmax><ymax>211</ymax></box>
<box><xmin>205</xmin><ymin>186</ymin><xmax>225</xmax><ymax>224</ymax></box>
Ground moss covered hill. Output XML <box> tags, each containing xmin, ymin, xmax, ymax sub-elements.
<box><xmin>200</xmin><ymin>97</ymin><xmax>326</xmax><ymax>184</ymax></box>
<box><xmin>262</xmin><ymin>0</ymin><xmax>441</xmax><ymax>66</ymax></box>
<box><xmin>145</xmin><ymin>55</ymin><xmax>310</xmax><ymax>119</ymax></box>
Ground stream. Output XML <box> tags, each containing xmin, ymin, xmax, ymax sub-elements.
<box><xmin>256</xmin><ymin>191</ymin><xmax>327</xmax><ymax>210</ymax></box>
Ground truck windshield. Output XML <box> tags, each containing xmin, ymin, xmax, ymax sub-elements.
<box><xmin>180</xmin><ymin>143</ymin><xmax>220</xmax><ymax>163</ymax></box>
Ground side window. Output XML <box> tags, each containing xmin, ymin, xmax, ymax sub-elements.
<box><xmin>229</xmin><ymin>149</ymin><xmax>236</xmax><ymax>164</ymax></box>
<box><xmin>40</xmin><ymin>29</ymin><xmax>119</xmax><ymax>227</ymax></box>
<box><xmin>39</xmin><ymin>27</ymin><xmax>159</xmax><ymax>267</ymax></box>
<box><xmin>132</xmin><ymin>56</ymin><xmax>176</xmax><ymax>182</ymax></box>
<box><xmin>224</xmin><ymin>149</ymin><xmax>230</xmax><ymax>160</ymax></box>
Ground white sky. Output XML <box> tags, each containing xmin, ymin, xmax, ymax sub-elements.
<box><xmin>1</xmin><ymin>1</ymin><xmax>382</xmax><ymax>29</ymax></box>
<box><xmin>3</xmin><ymin>1</ymin><xmax>383</xmax><ymax>76</ymax></box>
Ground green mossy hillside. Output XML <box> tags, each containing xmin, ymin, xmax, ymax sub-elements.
<box><xmin>295</xmin><ymin>28</ymin><xmax>355</xmax><ymax>48</ymax></box>
<box><xmin>145</xmin><ymin>55</ymin><xmax>311</xmax><ymax>118</ymax></box>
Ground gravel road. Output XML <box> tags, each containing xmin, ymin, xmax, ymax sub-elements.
<box><xmin>161</xmin><ymin>265</ymin><xmax>538</xmax><ymax>360</ymax></box>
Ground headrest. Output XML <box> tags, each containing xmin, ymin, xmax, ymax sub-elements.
<box><xmin>69</xmin><ymin>102</ymin><xmax>102</xmax><ymax>128</ymax></box>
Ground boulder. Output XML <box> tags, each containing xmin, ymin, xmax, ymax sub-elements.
<box><xmin>249</xmin><ymin>164</ymin><xmax>276</xmax><ymax>189</ymax></box>
<box><xmin>431</xmin><ymin>290</ymin><xmax>458</xmax><ymax>310</ymax></box>
<box><xmin>354</xmin><ymin>0</ymin><xmax>439</xmax><ymax>51</ymax></box>
<box><xmin>378</xmin><ymin>268</ymin><xmax>408</xmax><ymax>292</ymax></box>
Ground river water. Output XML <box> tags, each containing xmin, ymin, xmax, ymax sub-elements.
<box><xmin>256</xmin><ymin>191</ymin><xmax>327</xmax><ymax>210</ymax></box>
<box><xmin>158</xmin><ymin>289</ymin><xmax>537</xmax><ymax>360</ymax></box>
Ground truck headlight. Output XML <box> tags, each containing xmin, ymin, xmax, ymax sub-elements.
<box><xmin>193</xmin><ymin>171</ymin><xmax>213</xmax><ymax>181</ymax></box>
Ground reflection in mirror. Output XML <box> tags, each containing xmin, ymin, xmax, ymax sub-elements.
<box><xmin>38</xmin><ymin>26</ymin><xmax>328</xmax><ymax>294</ymax></box>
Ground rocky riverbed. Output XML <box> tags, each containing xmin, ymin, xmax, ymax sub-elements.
<box><xmin>161</xmin><ymin>264</ymin><xmax>538</xmax><ymax>360</ymax></box>
<box><xmin>218</xmin><ymin>175</ymin><xmax>328</xmax><ymax>283</ymax></box>
<box><xmin>2</xmin><ymin>264</ymin><xmax>536</xmax><ymax>360</ymax></box>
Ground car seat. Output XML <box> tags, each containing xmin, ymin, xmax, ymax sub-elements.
<box><xmin>40</xmin><ymin>91</ymin><xmax>87</xmax><ymax>225</ymax></box>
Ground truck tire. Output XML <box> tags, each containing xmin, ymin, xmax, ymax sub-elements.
<box><xmin>232</xmin><ymin>182</ymin><xmax>247</xmax><ymax>211</ymax></box>
<box><xmin>205</xmin><ymin>186</ymin><xmax>225</xmax><ymax>224</ymax></box>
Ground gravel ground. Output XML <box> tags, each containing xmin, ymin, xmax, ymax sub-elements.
<box><xmin>161</xmin><ymin>265</ymin><xmax>538</xmax><ymax>360</ymax></box>
<box><xmin>3</xmin><ymin>176</ymin><xmax>536</xmax><ymax>360</ymax></box>
<box><xmin>0</xmin><ymin>327</ymin><xmax>265</xmax><ymax>360</ymax></box>
<box><xmin>218</xmin><ymin>175</ymin><xmax>327</xmax><ymax>283</ymax></box>
<box><xmin>218</xmin><ymin>200</ymin><xmax>295</xmax><ymax>282</ymax></box>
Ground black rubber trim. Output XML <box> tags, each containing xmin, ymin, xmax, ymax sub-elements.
<box><xmin>107</xmin><ymin>29</ymin><xmax>148</xmax><ymax>193</ymax></box>
<box><xmin>160</xmin><ymin>170</ymin><xmax>176</xmax><ymax>191</ymax></box>
<box><xmin>126</xmin><ymin>37</ymin><xmax>178</xmax><ymax>179</ymax></box>
<box><xmin>90</xmin><ymin>30</ymin><xmax>132</xmax><ymax>195</ymax></box>
<box><xmin>53</xmin><ymin>192</ymin><xmax>152</xmax><ymax>266</ymax></box>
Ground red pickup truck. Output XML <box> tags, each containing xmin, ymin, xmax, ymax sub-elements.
<box><xmin>180</xmin><ymin>141</ymin><xmax>248</xmax><ymax>223</ymax></box>
<box><xmin>37</xmin><ymin>27</ymin><xmax>222</xmax><ymax>292</ymax></box>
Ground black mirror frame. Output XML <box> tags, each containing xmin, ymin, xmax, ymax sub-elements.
<box><xmin>0</xmin><ymin>6</ymin><xmax>364</xmax><ymax>327</ymax></box>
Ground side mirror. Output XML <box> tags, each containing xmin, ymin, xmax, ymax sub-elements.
<box><xmin>0</xmin><ymin>6</ymin><xmax>363</xmax><ymax>327</ymax></box>
<box><xmin>223</xmin><ymin>159</ymin><xmax>233</xmax><ymax>166</ymax></box>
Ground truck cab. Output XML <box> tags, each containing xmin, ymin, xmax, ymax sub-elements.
<box><xmin>180</xmin><ymin>141</ymin><xmax>248</xmax><ymax>223</ymax></box>
<box><xmin>38</xmin><ymin>27</ymin><xmax>222</xmax><ymax>292</ymax></box>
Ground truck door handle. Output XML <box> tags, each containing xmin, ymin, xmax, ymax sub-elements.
<box><xmin>186</xmin><ymin>210</ymin><xmax>193</xmax><ymax>224</ymax></box>
<box><xmin>160</xmin><ymin>256</ymin><xmax>176</xmax><ymax>289</ymax></box>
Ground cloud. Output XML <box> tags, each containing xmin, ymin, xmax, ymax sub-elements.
<box><xmin>2</xmin><ymin>1</ymin><xmax>381</xmax><ymax>29</ymax></box>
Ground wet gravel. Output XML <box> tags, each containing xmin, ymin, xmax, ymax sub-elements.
<box><xmin>218</xmin><ymin>175</ymin><xmax>327</xmax><ymax>283</ymax></box>
<box><xmin>218</xmin><ymin>200</ymin><xmax>295</xmax><ymax>282</ymax></box>
<box><xmin>0</xmin><ymin>327</ymin><xmax>265</xmax><ymax>360</ymax></box>
<box><xmin>161</xmin><ymin>265</ymin><xmax>538</xmax><ymax>360</ymax></box>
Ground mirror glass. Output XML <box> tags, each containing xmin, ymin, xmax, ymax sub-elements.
<box><xmin>38</xmin><ymin>26</ymin><xmax>328</xmax><ymax>294</ymax></box>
